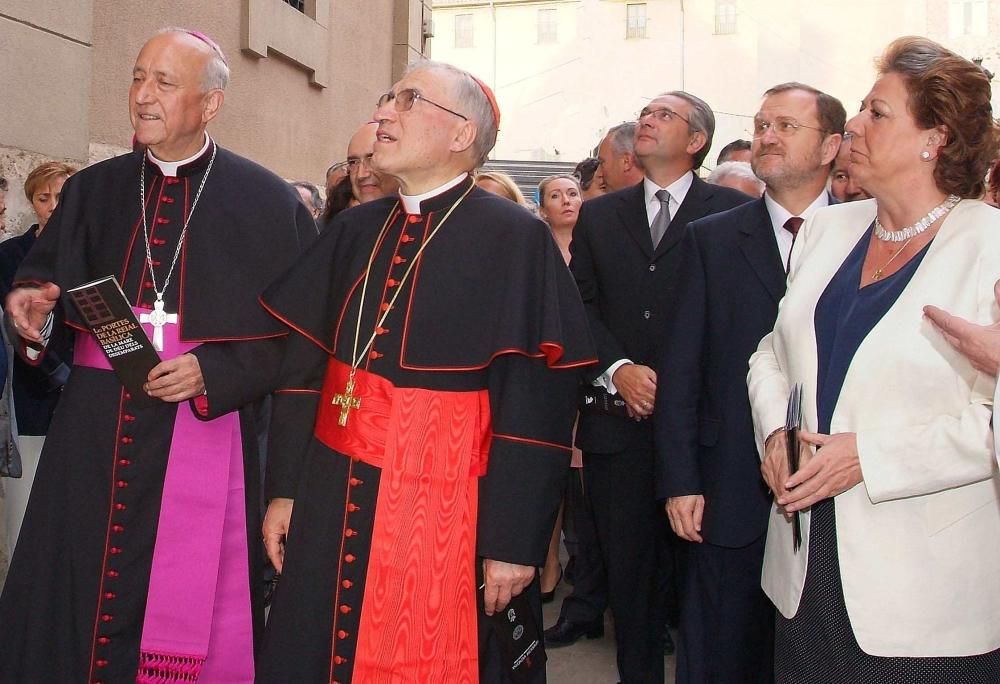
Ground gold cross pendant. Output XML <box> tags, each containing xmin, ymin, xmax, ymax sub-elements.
<box><xmin>332</xmin><ymin>377</ymin><xmax>362</xmax><ymax>426</ymax></box>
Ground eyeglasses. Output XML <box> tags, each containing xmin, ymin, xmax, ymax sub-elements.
<box><xmin>637</xmin><ymin>106</ymin><xmax>690</xmax><ymax>124</ymax></box>
<box><xmin>376</xmin><ymin>88</ymin><xmax>469</xmax><ymax>121</ymax></box>
<box><xmin>346</xmin><ymin>154</ymin><xmax>374</xmax><ymax>172</ymax></box>
<box><xmin>752</xmin><ymin>117</ymin><xmax>827</xmax><ymax>139</ymax></box>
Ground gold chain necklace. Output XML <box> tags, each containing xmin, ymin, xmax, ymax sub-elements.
<box><xmin>331</xmin><ymin>182</ymin><xmax>476</xmax><ymax>426</ymax></box>
<box><xmin>870</xmin><ymin>236</ymin><xmax>915</xmax><ymax>281</ymax></box>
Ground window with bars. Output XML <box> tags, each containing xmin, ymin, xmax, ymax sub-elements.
<box><xmin>626</xmin><ymin>4</ymin><xmax>647</xmax><ymax>39</ymax></box>
<box><xmin>538</xmin><ymin>8</ymin><xmax>558</xmax><ymax>44</ymax></box>
<box><xmin>715</xmin><ymin>0</ymin><xmax>737</xmax><ymax>35</ymax></box>
<box><xmin>283</xmin><ymin>0</ymin><xmax>305</xmax><ymax>12</ymax></box>
<box><xmin>455</xmin><ymin>14</ymin><xmax>474</xmax><ymax>48</ymax></box>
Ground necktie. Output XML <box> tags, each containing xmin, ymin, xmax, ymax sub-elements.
<box><xmin>784</xmin><ymin>216</ymin><xmax>804</xmax><ymax>273</ymax></box>
<box><xmin>650</xmin><ymin>189</ymin><xmax>672</xmax><ymax>247</ymax></box>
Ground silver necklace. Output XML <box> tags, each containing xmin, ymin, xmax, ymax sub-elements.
<box><xmin>138</xmin><ymin>146</ymin><xmax>217</xmax><ymax>350</ymax></box>
<box><xmin>874</xmin><ymin>194</ymin><xmax>960</xmax><ymax>242</ymax></box>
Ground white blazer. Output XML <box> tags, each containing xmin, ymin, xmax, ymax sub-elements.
<box><xmin>748</xmin><ymin>198</ymin><xmax>1000</xmax><ymax>657</ymax></box>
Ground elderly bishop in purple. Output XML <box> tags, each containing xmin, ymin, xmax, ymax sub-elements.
<box><xmin>0</xmin><ymin>28</ymin><xmax>316</xmax><ymax>683</ymax></box>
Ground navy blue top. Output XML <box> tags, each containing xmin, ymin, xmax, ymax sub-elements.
<box><xmin>814</xmin><ymin>225</ymin><xmax>931</xmax><ymax>433</ymax></box>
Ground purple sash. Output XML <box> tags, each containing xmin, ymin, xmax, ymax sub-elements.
<box><xmin>74</xmin><ymin>311</ymin><xmax>254</xmax><ymax>683</ymax></box>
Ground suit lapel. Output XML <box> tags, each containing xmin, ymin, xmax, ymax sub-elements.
<box><xmin>738</xmin><ymin>198</ymin><xmax>786</xmax><ymax>304</ymax></box>
<box><xmin>654</xmin><ymin>175</ymin><xmax>707</xmax><ymax>258</ymax></box>
<box><xmin>615</xmin><ymin>183</ymin><xmax>654</xmax><ymax>259</ymax></box>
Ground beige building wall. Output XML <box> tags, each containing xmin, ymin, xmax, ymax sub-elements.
<box><xmin>0</xmin><ymin>0</ymin><xmax>428</xmax><ymax>234</ymax></box>
<box><xmin>432</xmin><ymin>0</ymin><xmax>1000</xmax><ymax>167</ymax></box>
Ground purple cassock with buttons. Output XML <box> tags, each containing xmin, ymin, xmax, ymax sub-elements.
<box><xmin>0</xmin><ymin>137</ymin><xmax>317</xmax><ymax>684</ymax></box>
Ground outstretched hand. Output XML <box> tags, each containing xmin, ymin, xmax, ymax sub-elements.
<box><xmin>923</xmin><ymin>279</ymin><xmax>1000</xmax><ymax>376</ymax></box>
<box><xmin>6</xmin><ymin>283</ymin><xmax>61</xmax><ymax>343</ymax></box>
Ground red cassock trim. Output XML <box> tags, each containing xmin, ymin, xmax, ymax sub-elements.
<box><xmin>492</xmin><ymin>432</ymin><xmax>573</xmax><ymax>453</ymax></box>
<box><xmin>314</xmin><ymin>358</ymin><xmax>487</xmax><ymax>681</ymax></box>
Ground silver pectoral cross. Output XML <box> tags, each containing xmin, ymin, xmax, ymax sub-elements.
<box><xmin>139</xmin><ymin>298</ymin><xmax>178</xmax><ymax>352</ymax></box>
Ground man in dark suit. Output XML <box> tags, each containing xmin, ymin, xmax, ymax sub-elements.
<box><xmin>655</xmin><ymin>83</ymin><xmax>845</xmax><ymax>683</ymax></box>
<box><xmin>561</xmin><ymin>91</ymin><xmax>751</xmax><ymax>684</ymax></box>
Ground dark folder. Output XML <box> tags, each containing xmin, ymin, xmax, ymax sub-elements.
<box><xmin>785</xmin><ymin>383</ymin><xmax>803</xmax><ymax>551</ymax></box>
<box><xmin>66</xmin><ymin>276</ymin><xmax>161</xmax><ymax>408</ymax></box>
<box><xmin>486</xmin><ymin>586</ymin><xmax>546</xmax><ymax>683</ymax></box>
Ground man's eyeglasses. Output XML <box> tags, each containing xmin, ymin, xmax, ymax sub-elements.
<box><xmin>346</xmin><ymin>154</ymin><xmax>374</xmax><ymax>172</ymax></box>
<box><xmin>376</xmin><ymin>88</ymin><xmax>468</xmax><ymax>121</ymax></box>
<box><xmin>752</xmin><ymin>117</ymin><xmax>827</xmax><ymax>139</ymax></box>
<box><xmin>637</xmin><ymin>106</ymin><xmax>689</xmax><ymax>124</ymax></box>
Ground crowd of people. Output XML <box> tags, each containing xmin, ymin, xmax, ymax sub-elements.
<box><xmin>1</xmin><ymin>25</ymin><xmax>1000</xmax><ymax>684</ymax></box>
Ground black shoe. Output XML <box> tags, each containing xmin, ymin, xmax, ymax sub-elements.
<box><xmin>543</xmin><ymin>616</ymin><xmax>604</xmax><ymax>648</ymax></box>
<box><xmin>663</xmin><ymin>628</ymin><xmax>675</xmax><ymax>656</ymax></box>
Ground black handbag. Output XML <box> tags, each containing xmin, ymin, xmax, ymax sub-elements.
<box><xmin>0</xmin><ymin>316</ymin><xmax>22</xmax><ymax>478</ymax></box>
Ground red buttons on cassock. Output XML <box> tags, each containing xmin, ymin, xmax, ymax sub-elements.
<box><xmin>114</xmin><ymin>503</ymin><xmax>126</xmax><ymax>511</ymax></box>
<box><xmin>104</xmin><ymin>592</ymin><xmax>116</xmax><ymax>600</ymax></box>
<box><xmin>118</xmin><ymin>459</ymin><xmax>131</xmax><ymax>467</ymax></box>
<box><xmin>347</xmin><ymin>503</ymin><xmax>360</xmax><ymax>512</ymax></box>
<box><xmin>380</xmin><ymin>302</ymin><xmax>390</xmax><ymax>312</ymax></box>
<box><xmin>349</xmin><ymin>478</ymin><xmax>364</xmax><ymax>487</ymax></box>
<box><xmin>339</xmin><ymin>604</ymin><xmax>351</xmax><ymax>614</ymax></box>
<box><xmin>368</xmin><ymin>351</ymin><xmax>382</xmax><ymax>360</ymax></box>
<box><xmin>120</xmin><ymin>437</ymin><xmax>133</xmax><ymax>445</ymax></box>
<box><xmin>166</xmin><ymin>177</ymin><xmax>180</xmax><ymax>185</ymax></box>
<box><xmin>386</xmin><ymin>279</ymin><xmax>398</xmax><ymax>287</ymax></box>
<box><xmin>342</xmin><ymin>579</ymin><xmax>353</xmax><ymax>589</ymax></box>
<box><xmin>124</xmin><ymin>414</ymin><xmax>135</xmax><ymax>422</ymax></box>
<box><xmin>97</xmin><ymin>637</ymin><xmax>111</xmax><ymax>645</ymax></box>
<box><xmin>124</xmin><ymin>393</ymin><xmax>132</xmax><ymax>400</ymax></box>
<box><xmin>153</xmin><ymin>238</ymin><xmax>167</xmax><ymax>246</ymax></box>
<box><xmin>376</xmin><ymin>327</ymin><xmax>388</xmax><ymax>336</ymax></box>
<box><xmin>162</xmin><ymin>195</ymin><xmax>175</xmax><ymax>203</ymax></box>
<box><xmin>401</xmin><ymin>234</ymin><xmax>415</xmax><ymax>243</ymax></box>
<box><xmin>116</xmin><ymin>481</ymin><xmax>128</xmax><ymax>488</ymax></box>
<box><xmin>151</xmin><ymin>260</ymin><xmax>161</xmax><ymax>267</ymax></box>
<box><xmin>334</xmin><ymin>656</ymin><xmax>347</xmax><ymax>665</ymax></box>
<box><xmin>345</xmin><ymin>528</ymin><xmax>356</xmax><ymax>537</ymax></box>
<box><xmin>407</xmin><ymin>215</ymin><xmax>421</xmax><ymax>223</ymax></box>
<box><xmin>344</xmin><ymin>554</ymin><xmax>356</xmax><ymax>563</ymax></box>
<box><xmin>156</xmin><ymin>217</ymin><xmax>170</xmax><ymax>224</ymax></box>
<box><xmin>112</xmin><ymin>525</ymin><xmax>124</xmax><ymax>533</ymax></box>
<box><xmin>393</xmin><ymin>256</ymin><xmax>406</xmax><ymax>264</ymax></box>
<box><xmin>337</xmin><ymin>630</ymin><xmax>349</xmax><ymax>640</ymax></box>
<box><xmin>101</xmin><ymin>614</ymin><xmax>113</xmax><ymax>623</ymax></box>
<box><xmin>95</xmin><ymin>660</ymin><xmax>108</xmax><ymax>668</ymax></box>
<box><xmin>109</xmin><ymin>547</ymin><xmax>122</xmax><ymax>555</ymax></box>
<box><xmin>106</xmin><ymin>569</ymin><xmax>119</xmax><ymax>578</ymax></box>
<box><xmin>143</xmin><ymin>281</ymin><xmax>153</xmax><ymax>289</ymax></box>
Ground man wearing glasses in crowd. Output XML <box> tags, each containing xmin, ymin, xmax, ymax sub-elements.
<box><xmin>254</xmin><ymin>61</ymin><xmax>594</xmax><ymax>682</ymax></box>
<box><xmin>567</xmin><ymin>92</ymin><xmax>751</xmax><ymax>683</ymax></box>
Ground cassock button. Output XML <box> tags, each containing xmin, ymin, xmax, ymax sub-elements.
<box><xmin>334</xmin><ymin>656</ymin><xmax>348</xmax><ymax>665</ymax></box>
<box><xmin>376</xmin><ymin>327</ymin><xmax>388</xmax><ymax>336</ymax></box>
<box><xmin>386</xmin><ymin>279</ymin><xmax>398</xmax><ymax>288</ymax></box>
<box><xmin>344</xmin><ymin>554</ymin><xmax>356</xmax><ymax>563</ymax></box>
<box><xmin>337</xmin><ymin>630</ymin><xmax>349</xmax><ymax>640</ymax></box>
<box><xmin>342</xmin><ymin>579</ymin><xmax>353</xmax><ymax>589</ymax></box>
<box><xmin>143</xmin><ymin>282</ymin><xmax>153</xmax><ymax>289</ymax></box>
<box><xmin>120</xmin><ymin>437</ymin><xmax>133</xmax><ymax>445</ymax></box>
<box><xmin>151</xmin><ymin>260</ymin><xmax>161</xmax><ymax>267</ymax></box>
<box><xmin>114</xmin><ymin>503</ymin><xmax>127</xmax><ymax>511</ymax></box>
<box><xmin>153</xmin><ymin>238</ymin><xmax>167</xmax><ymax>246</ymax></box>
<box><xmin>124</xmin><ymin>393</ymin><xmax>132</xmax><ymax>400</ymax></box>
<box><xmin>97</xmin><ymin>637</ymin><xmax>111</xmax><ymax>645</ymax></box>
<box><xmin>345</xmin><ymin>528</ymin><xmax>356</xmax><ymax>537</ymax></box>
<box><xmin>106</xmin><ymin>569</ymin><xmax>119</xmax><ymax>578</ymax></box>
<box><xmin>380</xmin><ymin>303</ymin><xmax>390</xmax><ymax>312</ymax></box>
<box><xmin>156</xmin><ymin>217</ymin><xmax>170</xmax><ymax>224</ymax></box>
<box><xmin>118</xmin><ymin>459</ymin><xmax>131</xmax><ymax>467</ymax></box>
<box><xmin>347</xmin><ymin>503</ymin><xmax>360</xmax><ymax>512</ymax></box>
<box><xmin>112</xmin><ymin>525</ymin><xmax>124</xmax><ymax>533</ymax></box>
<box><xmin>95</xmin><ymin>660</ymin><xmax>109</xmax><ymax>668</ymax></box>
<box><xmin>104</xmin><ymin>592</ymin><xmax>116</xmax><ymax>600</ymax></box>
<box><xmin>100</xmin><ymin>614</ymin><xmax>113</xmax><ymax>623</ymax></box>
<box><xmin>349</xmin><ymin>478</ymin><xmax>364</xmax><ymax>487</ymax></box>
<box><xmin>109</xmin><ymin>547</ymin><xmax>122</xmax><ymax>555</ymax></box>
<box><xmin>124</xmin><ymin>415</ymin><xmax>135</xmax><ymax>422</ymax></box>
<box><xmin>339</xmin><ymin>604</ymin><xmax>351</xmax><ymax>614</ymax></box>
<box><xmin>407</xmin><ymin>215</ymin><xmax>421</xmax><ymax>223</ymax></box>
<box><xmin>401</xmin><ymin>235</ymin><xmax>415</xmax><ymax>243</ymax></box>
<box><xmin>166</xmin><ymin>177</ymin><xmax>180</xmax><ymax>185</ymax></box>
<box><xmin>368</xmin><ymin>351</ymin><xmax>382</xmax><ymax>360</ymax></box>
<box><xmin>162</xmin><ymin>195</ymin><xmax>175</xmax><ymax>204</ymax></box>
<box><xmin>116</xmin><ymin>480</ymin><xmax>128</xmax><ymax>488</ymax></box>
<box><xmin>393</xmin><ymin>256</ymin><xmax>406</xmax><ymax>265</ymax></box>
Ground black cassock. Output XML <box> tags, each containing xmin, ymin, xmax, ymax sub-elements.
<box><xmin>0</xmin><ymin>141</ymin><xmax>316</xmax><ymax>683</ymax></box>
<box><xmin>255</xmin><ymin>177</ymin><xmax>596</xmax><ymax>683</ymax></box>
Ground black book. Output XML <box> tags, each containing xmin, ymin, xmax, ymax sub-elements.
<box><xmin>486</xmin><ymin>588</ymin><xmax>546</xmax><ymax>683</ymax></box>
<box><xmin>66</xmin><ymin>276</ymin><xmax>161</xmax><ymax>408</ymax></box>
<box><xmin>579</xmin><ymin>386</ymin><xmax>629</xmax><ymax>417</ymax></box>
<box><xmin>785</xmin><ymin>383</ymin><xmax>803</xmax><ymax>551</ymax></box>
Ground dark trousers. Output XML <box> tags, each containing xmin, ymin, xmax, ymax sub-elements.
<box><xmin>557</xmin><ymin>467</ymin><xmax>609</xmax><ymax>624</ymax></box>
<box><xmin>584</xmin><ymin>447</ymin><xmax>667</xmax><ymax>684</ymax></box>
<box><xmin>676</xmin><ymin>534</ymin><xmax>774</xmax><ymax>684</ymax></box>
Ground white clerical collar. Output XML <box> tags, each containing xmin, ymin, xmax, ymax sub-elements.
<box><xmin>763</xmin><ymin>189</ymin><xmax>830</xmax><ymax>231</ymax></box>
<box><xmin>399</xmin><ymin>173</ymin><xmax>469</xmax><ymax>215</ymax></box>
<box><xmin>146</xmin><ymin>133</ymin><xmax>212</xmax><ymax>178</ymax></box>
<box><xmin>643</xmin><ymin>170</ymin><xmax>695</xmax><ymax>209</ymax></box>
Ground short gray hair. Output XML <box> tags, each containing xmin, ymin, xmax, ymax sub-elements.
<box><xmin>406</xmin><ymin>60</ymin><xmax>499</xmax><ymax>167</ymax></box>
<box><xmin>707</xmin><ymin>161</ymin><xmax>764</xmax><ymax>192</ymax></box>
<box><xmin>291</xmin><ymin>180</ymin><xmax>323</xmax><ymax>213</ymax></box>
<box><xmin>157</xmin><ymin>27</ymin><xmax>230</xmax><ymax>92</ymax></box>
<box><xmin>606</xmin><ymin>122</ymin><xmax>637</xmax><ymax>157</ymax></box>
<box><xmin>660</xmin><ymin>90</ymin><xmax>716</xmax><ymax>170</ymax></box>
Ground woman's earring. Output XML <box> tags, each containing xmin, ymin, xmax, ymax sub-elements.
<box><xmin>921</xmin><ymin>150</ymin><xmax>932</xmax><ymax>160</ymax></box>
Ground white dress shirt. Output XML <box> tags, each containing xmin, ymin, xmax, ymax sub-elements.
<box><xmin>763</xmin><ymin>190</ymin><xmax>829</xmax><ymax>267</ymax></box>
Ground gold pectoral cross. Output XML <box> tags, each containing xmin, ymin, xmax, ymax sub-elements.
<box><xmin>332</xmin><ymin>377</ymin><xmax>362</xmax><ymax>426</ymax></box>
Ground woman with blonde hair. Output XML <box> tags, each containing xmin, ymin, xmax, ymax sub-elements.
<box><xmin>476</xmin><ymin>170</ymin><xmax>527</xmax><ymax>205</ymax></box>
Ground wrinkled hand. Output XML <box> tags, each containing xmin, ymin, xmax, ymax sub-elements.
<box><xmin>482</xmin><ymin>559</ymin><xmax>535</xmax><ymax>616</ymax></box>
<box><xmin>778</xmin><ymin>431</ymin><xmax>862</xmax><ymax>513</ymax></box>
<box><xmin>144</xmin><ymin>353</ymin><xmax>205</xmax><ymax>402</ymax></box>
<box><xmin>262</xmin><ymin>498</ymin><xmax>294</xmax><ymax>573</ymax></box>
<box><xmin>924</xmin><ymin>281</ymin><xmax>1000</xmax><ymax>376</ymax></box>
<box><xmin>666</xmin><ymin>494</ymin><xmax>705</xmax><ymax>543</ymax></box>
<box><xmin>612</xmin><ymin>363</ymin><xmax>657</xmax><ymax>418</ymax></box>
<box><xmin>761</xmin><ymin>429</ymin><xmax>791</xmax><ymax>500</ymax></box>
<box><xmin>5</xmin><ymin>283</ymin><xmax>60</xmax><ymax>344</ymax></box>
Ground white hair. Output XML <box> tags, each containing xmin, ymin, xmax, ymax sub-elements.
<box><xmin>156</xmin><ymin>27</ymin><xmax>230</xmax><ymax>92</ymax></box>
<box><xmin>405</xmin><ymin>60</ymin><xmax>498</xmax><ymax>167</ymax></box>
<box><xmin>707</xmin><ymin>161</ymin><xmax>764</xmax><ymax>191</ymax></box>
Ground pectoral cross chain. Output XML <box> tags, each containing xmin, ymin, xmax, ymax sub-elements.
<box><xmin>332</xmin><ymin>377</ymin><xmax>362</xmax><ymax>426</ymax></box>
<box><xmin>139</xmin><ymin>298</ymin><xmax>178</xmax><ymax>352</ymax></box>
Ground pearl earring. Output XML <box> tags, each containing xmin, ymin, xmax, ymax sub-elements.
<box><xmin>921</xmin><ymin>151</ymin><xmax>931</xmax><ymax>160</ymax></box>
